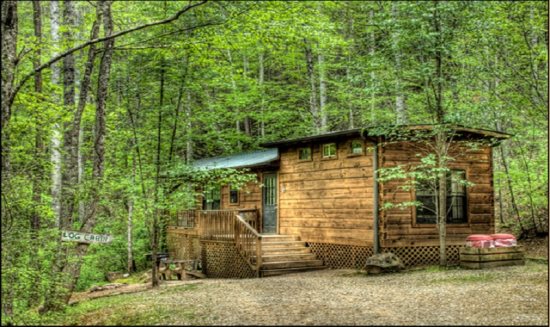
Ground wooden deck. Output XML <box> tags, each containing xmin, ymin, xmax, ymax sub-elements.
<box><xmin>167</xmin><ymin>209</ymin><xmax>325</xmax><ymax>277</ymax></box>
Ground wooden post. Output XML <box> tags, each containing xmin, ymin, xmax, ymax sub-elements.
<box><xmin>197</xmin><ymin>210</ymin><xmax>203</xmax><ymax>237</ymax></box>
<box><xmin>373</xmin><ymin>139</ymin><xmax>380</xmax><ymax>254</ymax></box>
<box><xmin>234</xmin><ymin>217</ymin><xmax>240</xmax><ymax>249</ymax></box>
<box><xmin>256</xmin><ymin>236</ymin><xmax>262</xmax><ymax>277</ymax></box>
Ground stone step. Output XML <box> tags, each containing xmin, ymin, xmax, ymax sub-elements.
<box><xmin>260</xmin><ymin>253</ymin><xmax>318</xmax><ymax>263</ymax></box>
<box><xmin>261</xmin><ymin>235</ymin><xmax>300</xmax><ymax>242</ymax></box>
<box><xmin>261</xmin><ymin>265</ymin><xmax>326</xmax><ymax>277</ymax></box>
<box><xmin>261</xmin><ymin>259</ymin><xmax>324</xmax><ymax>270</ymax></box>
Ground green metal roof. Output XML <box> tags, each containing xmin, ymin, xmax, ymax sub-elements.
<box><xmin>192</xmin><ymin>148</ymin><xmax>279</xmax><ymax>170</ymax></box>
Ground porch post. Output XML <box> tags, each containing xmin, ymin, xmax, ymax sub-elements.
<box><xmin>373</xmin><ymin>138</ymin><xmax>380</xmax><ymax>254</ymax></box>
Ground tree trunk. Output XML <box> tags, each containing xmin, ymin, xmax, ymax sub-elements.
<box><xmin>346</xmin><ymin>60</ymin><xmax>354</xmax><ymax>129</ymax></box>
<box><xmin>0</xmin><ymin>3</ymin><xmax>16</xmax><ymax>308</ymax></box>
<box><xmin>185</xmin><ymin>90</ymin><xmax>193</xmax><ymax>164</ymax></box>
<box><xmin>50</xmin><ymin>0</ymin><xmax>63</xmax><ymax>227</ymax></box>
<box><xmin>243</xmin><ymin>55</ymin><xmax>251</xmax><ymax>136</ymax></box>
<box><xmin>168</xmin><ymin>85</ymin><xmax>184</xmax><ymax>163</ymax></box>
<box><xmin>318</xmin><ymin>53</ymin><xmax>328</xmax><ymax>132</ymax></box>
<box><xmin>226</xmin><ymin>49</ymin><xmax>241</xmax><ymax>149</ymax></box>
<box><xmin>433</xmin><ymin>1</ymin><xmax>444</xmax><ymax>123</ymax></box>
<box><xmin>497</xmin><ymin>174</ymin><xmax>504</xmax><ymax>224</ymax></box>
<box><xmin>1</xmin><ymin>0</ymin><xmax>17</xmax><ymax>180</ymax></box>
<box><xmin>346</xmin><ymin>6</ymin><xmax>354</xmax><ymax>129</ymax></box>
<box><xmin>433</xmin><ymin>2</ymin><xmax>446</xmax><ymax>266</ymax></box>
<box><xmin>436</xmin><ymin>131</ymin><xmax>447</xmax><ymax>267</ymax></box>
<box><xmin>392</xmin><ymin>2</ymin><xmax>407</xmax><ymax>125</ymax></box>
<box><xmin>169</xmin><ymin>55</ymin><xmax>189</xmax><ymax>163</ymax></box>
<box><xmin>28</xmin><ymin>0</ymin><xmax>44</xmax><ymax>308</ymax></box>
<box><xmin>304</xmin><ymin>40</ymin><xmax>319</xmax><ymax>132</ymax></box>
<box><xmin>259</xmin><ymin>51</ymin><xmax>265</xmax><ymax>137</ymax></box>
<box><xmin>153</xmin><ymin>59</ymin><xmax>165</xmax><ymax>283</ymax></box>
<box><xmin>60</xmin><ymin>0</ymin><xmax>77</xmax><ymax>228</ymax></box>
<box><xmin>75</xmin><ymin>15</ymin><xmax>101</xmax><ymax>224</ymax></box>
<box><xmin>31</xmin><ymin>0</ymin><xmax>43</xmax><ymax>235</ymax></box>
<box><xmin>369</xmin><ymin>8</ymin><xmax>376</xmax><ymax>124</ymax></box>
<box><xmin>127</xmin><ymin>195</ymin><xmax>134</xmax><ymax>273</ymax></box>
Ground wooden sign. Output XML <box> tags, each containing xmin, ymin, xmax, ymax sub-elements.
<box><xmin>61</xmin><ymin>230</ymin><xmax>112</xmax><ymax>244</ymax></box>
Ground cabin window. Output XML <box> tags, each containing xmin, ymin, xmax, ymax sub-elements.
<box><xmin>322</xmin><ymin>143</ymin><xmax>337</xmax><ymax>159</ymax></box>
<box><xmin>298</xmin><ymin>147</ymin><xmax>312</xmax><ymax>161</ymax></box>
<box><xmin>202</xmin><ymin>187</ymin><xmax>221</xmax><ymax>210</ymax></box>
<box><xmin>416</xmin><ymin>170</ymin><xmax>467</xmax><ymax>224</ymax></box>
<box><xmin>229</xmin><ymin>185</ymin><xmax>239</xmax><ymax>205</ymax></box>
<box><xmin>350</xmin><ymin>140</ymin><xmax>363</xmax><ymax>155</ymax></box>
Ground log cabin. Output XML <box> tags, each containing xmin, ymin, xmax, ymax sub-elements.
<box><xmin>166</xmin><ymin>124</ymin><xmax>510</xmax><ymax>277</ymax></box>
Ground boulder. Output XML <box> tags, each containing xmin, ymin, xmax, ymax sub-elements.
<box><xmin>364</xmin><ymin>253</ymin><xmax>404</xmax><ymax>274</ymax></box>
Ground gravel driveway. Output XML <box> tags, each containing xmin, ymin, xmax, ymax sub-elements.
<box><xmin>160</xmin><ymin>263</ymin><xmax>548</xmax><ymax>326</ymax></box>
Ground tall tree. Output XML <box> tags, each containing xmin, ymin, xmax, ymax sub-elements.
<box><xmin>0</xmin><ymin>0</ymin><xmax>17</xmax><ymax>177</ymax></box>
<box><xmin>50</xmin><ymin>0</ymin><xmax>63</xmax><ymax>227</ymax></box>
<box><xmin>391</xmin><ymin>2</ymin><xmax>407</xmax><ymax>124</ymax></box>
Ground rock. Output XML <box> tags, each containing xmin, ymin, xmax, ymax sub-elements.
<box><xmin>364</xmin><ymin>253</ymin><xmax>404</xmax><ymax>274</ymax></box>
<box><xmin>122</xmin><ymin>273</ymin><xmax>130</xmax><ymax>278</ymax></box>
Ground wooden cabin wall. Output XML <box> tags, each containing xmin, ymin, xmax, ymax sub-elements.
<box><xmin>278</xmin><ymin>139</ymin><xmax>375</xmax><ymax>246</ymax></box>
<box><xmin>380</xmin><ymin>141</ymin><xmax>494</xmax><ymax>247</ymax></box>
<box><xmin>220</xmin><ymin>172</ymin><xmax>262</xmax><ymax>211</ymax></box>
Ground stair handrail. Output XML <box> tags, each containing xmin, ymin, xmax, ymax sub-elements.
<box><xmin>234</xmin><ymin>214</ymin><xmax>262</xmax><ymax>276</ymax></box>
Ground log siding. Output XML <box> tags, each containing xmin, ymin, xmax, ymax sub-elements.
<box><xmin>379</xmin><ymin>141</ymin><xmax>494</xmax><ymax>248</ymax></box>
<box><xmin>278</xmin><ymin>139</ymin><xmax>375</xmax><ymax>246</ymax></box>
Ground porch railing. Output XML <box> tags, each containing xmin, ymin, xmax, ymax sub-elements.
<box><xmin>234</xmin><ymin>214</ymin><xmax>262</xmax><ymax>275</ymax></box>
<box><xmin>197</xmin><ymin>210</ymin><xmax>236</xmax><ymax>241</ymax></box>
<box><xmin>171</xmin><ymin>210</ymin><xmax>197</xmax><ymax>228</ymax></box>
<box><xmin>169</xmin><ymin>208</ymin><xmax>259</xmax><ymax>232</ymax></box>
<box><xmin>167</xmin><ymin>208</ymin><xmax>262</xmax><ymax>275</ymax></box>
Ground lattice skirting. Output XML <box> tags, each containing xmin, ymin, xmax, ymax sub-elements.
<box><xmin>201</xmin><ymin>240</ymin><xmax>256</xmax><ymax>279</ymax></box>
<box><xmin>307</xmin><ymin>243</ymin><xmax>374</xmax><ymax>269</ymax></box>
<box><xmin>307</xmin><ymin>242</ymin><xmax>463</xmax><ymax>268</ymax></box>
<box><xmin>166</xmin><ymin>231</ymin><xmax>201</xmax><ymax>261</ymax></box>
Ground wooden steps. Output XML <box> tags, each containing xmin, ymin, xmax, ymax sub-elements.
<box><xmin>258</xmin><ymin>234</ymin><xmax>325</xmax><ymax>277</ymax></box>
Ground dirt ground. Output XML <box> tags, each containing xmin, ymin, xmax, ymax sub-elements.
<box><xmin>70</xmin><ymin>240</ymin><xmax>548</xmax><ymax>325</ymax></box>
<box><xmin>69</xmin><ymin>280</ymin><xmax>194</xmax><ymax>305</ymax></box>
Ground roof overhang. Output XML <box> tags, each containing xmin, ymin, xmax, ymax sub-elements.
<box><xmin>260</xmin><ymin>124</ymin><xmax>512</xmax><ymax>148</ymax></box>
<box><xmin>191</xmin><ymin>148</ymin><xmax>279</xmax><ymax>170</ymax></box>
<box><xmin>260</xmin><ymin>129</ymin><xmax>369</xmax><ymax>148</ymax></box>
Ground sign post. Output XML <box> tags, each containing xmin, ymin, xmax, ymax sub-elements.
<box><xmin>61</xmin><ymin>230</ymin><xmax>112</xmax><ymax>244</ymax></box>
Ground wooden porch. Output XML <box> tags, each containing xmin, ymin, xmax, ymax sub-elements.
<box><xmin>166</xmin><ymin>209</ymin><xmax>325</xmax><ymax>277</ymax></box>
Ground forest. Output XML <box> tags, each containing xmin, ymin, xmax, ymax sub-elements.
<box><xmin>1</xmin><ymin>0</ymin><xmax>547</xmax><ymax>324</ymax></box>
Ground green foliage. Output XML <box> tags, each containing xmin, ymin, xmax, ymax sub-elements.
<box><xmin>20</xmin><ymin>284</ymin><xmax>199</xmax><ymax>326</ymax></box>
<box><xmin>1</xmin><ymin>0</ymin><xmax>547</xmax><ymax>322</ymax></box>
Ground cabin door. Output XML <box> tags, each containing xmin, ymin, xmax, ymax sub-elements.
<box><xmin>262</xmin><ymin>173</ymin><xmax>278</xmax><ymax>234</ymax></box>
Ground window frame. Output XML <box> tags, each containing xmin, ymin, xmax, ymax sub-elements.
<box><xmin>322</xmin><ymin>142</ymin><xmax>337</xmax><ymax>159</ymax></box>
<box><xmin>413</xmin><ymin>169</ymin><xmax>469</xmax><ymax>226</ymax></box>
<box><xmin>348</xmin><ymin>139</ymin><xmax>364</xmax><ymax>157</ymax></box>
<box><xmin>202</xmin><ymin>187</ymin><xmax>221</xmax><ymax>210</ymax></box>
<box><xmin>229</xmin><ymin>184</ymin><xmax>240</xmax><ymax>206</ymax></box>
<box><xmin>297</xmin><ymin>146</ymin><xmax>312</xmax><ymax>161</ymax></box>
